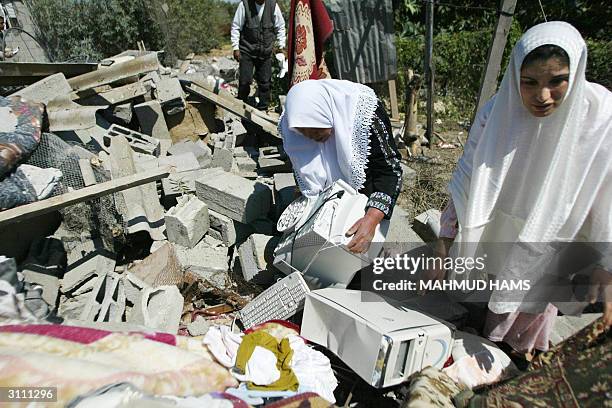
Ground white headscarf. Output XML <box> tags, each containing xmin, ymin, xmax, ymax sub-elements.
<box><xmin>280</xmin><ymin>79</ymin><xmax>379</xmax><ymax>197</ymax></box>
<box><xmin>448</xmin><ymin>22</ymin><xmax>612</xmax><ymax>313</ymax></box>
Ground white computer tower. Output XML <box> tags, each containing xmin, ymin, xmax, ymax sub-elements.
<box><xmin>273</xmin><ymin>180</ymin><xmax>389</xmax><ymax>288</ymax></box>
<box><xmin>301</xmin><ymin>289</ymin><xmax>454</xmax><ymax>388</ymax></box>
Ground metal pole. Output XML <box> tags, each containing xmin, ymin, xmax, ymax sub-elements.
<box><xmin>424</xmin><ymin>0</ymin><xmax>434</xmax><ymax>145</ymax></box>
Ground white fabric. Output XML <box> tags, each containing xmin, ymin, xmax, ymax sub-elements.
<box><xmin>17</xmin><ymin>165</ymin><xmax>62</xmax><ymax>200</ymax></box>
<box><xmin>448</xmin><ymin>22</ymin><xmax>612</xmax><ymax>313</ymax></box>
<box><xmin>287</xmin><ymin>334</ymin><xmax>337</xmax><ymax>403</ymax></box>
<box><xmin>230</xmin><ymin>1</ymin><xmax>286</xmax><ymax>50</ymax></box>
<box><xmin>280</xmin><ymin>79</ymin><xmax>379</xmax><ymax>197</ymax></box>
<box><xmin>202</xmin><ymin>325</ymin><xmax>243</xmax><ymax>368</ymax></box>
<box><xmin>442</xmin><ymin>331</ymin><xmax>518</xmax><ymax>389</ymax></box>
<box><xmin>232</xmin><ymin>345</ymin><xmax>281</xmax><ymax>385</ymax></box>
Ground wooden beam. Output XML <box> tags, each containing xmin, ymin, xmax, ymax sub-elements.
<box><xmin>181</xmin><ymin>78</ymin><xmax>280</xmax><ymax>138</ymax></box>
<box><xmin>388</xmin><ymin>79</ymin><xmax>400</xmax><ymax>120</ymax></box>
<box><xmin>473</xmin><ymin>0</ymin><xmax>517</xmax><ymax>118</ymax></box>
<box><xmin>0</xmin><ymin>168</ymin><xmax>171</xmax><ymax>227</ymax></box>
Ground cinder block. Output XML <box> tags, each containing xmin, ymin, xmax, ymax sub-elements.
<box><xmin>165</xmin><ymin>195</ymin><xmax>210</xmax><ymax>248</ymax></box>
<box><xmin>175</xmin><ymin>239</ymin><xmax>229</xmax><ymax>277</ymax></box>
<box><xmin>162</xmin><ymin>169</ymin><xmax>208</xmax><ymax>199</ymax></box>
<box><xmin>129</xmin><ymin>285</ymin><xmax>183</xmax><ymax>333</ymax></box>
<box><xmin>235</xmin><ymin>156</ymin><xmax>258</xmax><ymax>173</ymax></box>
<box><xmin>60</xmin><ymin>238</ymin><xmax>116</xmax><ymax>295</ymax></box>
<box><xmin>104</xmin><ymin>124</ymin><xmax>161</xmax><ymax>156</ymax></box>
<box><xmin>195</xmin><ymin>170</ymin><xmax>272</xmax><ymax>223</ymax></box>
<box><xmin>134</xmin><ymin>100</ymin><xmax>171</xmax><ymax>140</ymax></box>
<box><xmin>258</xmin><ymin>157</ymin><xmax>291</xmax><ymax>174</ymax></box>
<box><xmin>155</xmin><ymin>78</ymin><xmax>186</xmax><ymax>115</ymax></box>
<box><xmin>21</xmin><ymin>238</ymin><xmax>67</xmax><ymax>307</ymax></box>
<box><xmin>168</xmin><ymin>140</ymin><xmax>212</xmax><ymax>168</ymax></box>
<box><xmin>274</xmin><ymin>173</ymin><xmax>296</xmax><ymax>217</ymax></box>
<box><xmin>211</xmin><ymin>147</ymin><xmax>234</xmax><ymax>172</ymax></box>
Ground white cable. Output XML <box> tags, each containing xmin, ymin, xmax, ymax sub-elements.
<box><xmin>537</xmin><ymin>0</ymin><xmax>548</xmax><ymax>22</ymax></box>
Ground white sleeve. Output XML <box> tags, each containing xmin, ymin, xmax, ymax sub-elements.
<box><xmin>274</xmin><ymin>4</ymin><xmax>286</xmax><ymax>49</ymax></box>
<box><xmin>231</xmin><ymin>3</ymin><xmax>245</xmax><ymax>51</ymax></box>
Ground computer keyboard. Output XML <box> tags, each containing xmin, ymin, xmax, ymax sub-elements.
<box><xmin>238</xmin><ymin>272</ymin><xmax>310</xmax><ymax>329</ymax></box>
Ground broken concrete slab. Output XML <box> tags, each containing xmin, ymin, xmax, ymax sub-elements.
<box><xmin>108</xmin><ymin>135</ymin><xmax>166</xmax><ymax>241</ymax></box>
<box><xmin>134</xmin><ymin>100</ymin><xmax>171</xmax><ymax>140</ymax></box>
<box><xmin>167</xmin><ymin>139</ymin><xmax>212</xmax><ymax>168</ymax></box>
<box><xmin>412</xmin><ymin>209</ymin><xmax>442</xmax><ymax>242</ymax></box>
<box><xmin>96</xmin><ymin>272</ymin><xmax>126</xmax><ymax>322</ymax></box>
<box><xmin>175</xmin><ymin>239</ymin><xmax>229</xmax><ymax>276</ymax></box>
<box><xmin>161</xmin><ymin>168</ymin><xmax>208</xmax><ymax>200</ymax></box>
<box><xmin>77</xmin><ymin>80</ymin><xmax>152</xmax><ymax>106</ymax></box>
<box><xmin>129</xmin><ymin>285</ymin><xmax>183</xmax><ymax>333</ymax></box>
<box><xmin>235</xmin><ymin>156</ymin><xmax>258</xmax><ymax>173</ymax></box>
<box><xmin>68</xmin><ymin>52</ymin><xmax>160</xmax><ymax>92</ymax></box>
<box><xmin>207</xmin><ymin>208</ymin><xmax>252</xmax><ymax>247</ymax></box>
<box><xmin>105</xmin><ymin>124</ymin><xmax>161</xmax><ymax>156</ymax></box>
<box><xmin>135</xmin><ymin>152</ymin><xmax>200</xmax><ymax>174</ymax></box>
<box><xmin>47</xmin><ymin>95</ymin><xmax>108</xmax><ymax>132</ymax></box>
<box><xmin>238</xmin><ymin>234</ymin><xmax>278</xmax><ymax>281</ymax></box>
<box><xmin>155</xmin><ymin>77</ymin><xmax>186</xmax><ymax>115</ymax></box>
<box><xmin>165</xmin><ymin>195</ymin><xmax>210</xmax><ymax>248</ymax></box>
<box><xmin>109</xmin><ymin>103</ymin><xmax>133</xmax><ymax>126</ymax></box>
<box><xmin>60</xmin><ymin>237</ymin><xmax>116</xmax><ymax>295</ymax></box>
<box><xmin>258</xmin><ymin>157</ymin><xmax>291</xmax><ymax>174</ymax></box>
<box><xmin>11</xmin><ymin>73</ymin><xmax>71</xmax><ymax>104</ymax></box>
<box><xmin>211</xmin><ymin>145</ymin><xmax>234</xmax><ymax>172</ymax></box>
<box><xmin>129</xmin><ymin>242</ymin><xmax>183</xmax><ymax>287</ymax></box>
<box><xmin>195</xmin><ymin>169</ymin><xmax>272</xmax><ymax>223</ymax></box>
<box><xmin>274</xmin><ymin>173</ymin><xmax>296</xmax><ymax>217</ymax></box>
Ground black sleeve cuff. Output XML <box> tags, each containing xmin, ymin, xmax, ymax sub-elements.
<box><xmin>366</xmin><ymin>191</ymin><xmax>394</xmax><ymax>219</ymax></box>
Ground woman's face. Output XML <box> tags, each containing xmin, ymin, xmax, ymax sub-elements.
<box><xmin>520</xmin><ymin>57</ymin><xmax>570</xmax><ymax>117</ymax></box>
<box><xmin>296</xmin><ymin>127</ymin><xmax>333</xmax><ymax>143</ymax></box>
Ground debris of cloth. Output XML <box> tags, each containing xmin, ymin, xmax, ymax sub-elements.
<box><xmin>234</xmin><ymin>344</ymin><xmax>282</xmax><ymax>386</ymax></box>
<box><xmin>0</xmin><ymin>96</ymin><xmax>43</xmax><ymax>179</ymax></box>
<box><xmin>287</xmin><ymin>0</ymin><xmax>333</xmax><ymax>86</ymax></box>
<box><xmin>204</xmin><ymin>325</ymin><xmax>244</xmax><ymax>368</ymax></box>
<box><xmin>0</xmin><ymin>324</ymin><xmax>237</xmax><ymax>406</ymax></box>
<box><xmin>402</xmin><ymin>366</ymin><xmax>464</xmax><ymax>408</ymax></box>
<box><xmin>235</xmin><ymin>331</ymin><xmax>299</xmax><ymax>391</ymax></box>
<box><xmin>442</xmin><ymin>331</ymin><xmax>518</xmax><ymax>389</ymax></box>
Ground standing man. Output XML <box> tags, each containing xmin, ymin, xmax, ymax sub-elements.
<box><xmin>231</xmin><ymin>0</ymin><xmax>286</xmax><ymax>111</ymax></box>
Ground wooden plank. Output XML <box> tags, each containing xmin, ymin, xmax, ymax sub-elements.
<box><xmin>181</xmin><ymin>78</ymin><xmax>280</xmax><ymax>138</ymax></box>
<box><xmin>388</xmin><ymin>79</ymin><xmax>400</xmax><ymax>120</ymax></box>
<box><xmin>473</xmin><ymin>0</ymin><xmax>517</xmax><ymax>118</ymax></box>
<box><xmin>0</xmin><ymin>168</ymin><xmax>171</xmax><ymax>227</ymax></box>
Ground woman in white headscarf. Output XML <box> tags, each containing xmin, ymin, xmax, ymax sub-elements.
<box><xmin>280</xmin><ymin>79</ymin><xmax>403</xmax><ymax>254</ymax></box>
<box><xmin>430</xmin><ymin>21</ymin><xmax>611</xmax><ymax>357</ymax></box>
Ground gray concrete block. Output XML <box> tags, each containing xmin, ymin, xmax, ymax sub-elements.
<box><xmin>208</xmin><ymin>209</ymin><xmax>253</xmax><ymax>247</ymax></box>
<box><xmin>238</xmin><ymin>234</ymin><xmax>277</xmax><ymax>281</ymax></box>
<box><xmin>383</xmin><ymin>206</ymin><xmax>427</xmax><ymax>256</ymax></box>
<box><xmin>96</xmin><ymin>272</ymin><xmax>126</xmax><ymax>322</ymax></box>
<box><xmin>129</xmin><ymin>285</ymin><xmax>184</xmax><ymax>333</ymax></box>
<box><xmin>274</xmin><ymin>172</ymin><xmax>296</xmax><ymax>217</ymax></box>
<box><xmin>155</xmin><ymin>78</ymin><xmax>186</xmax><ymax>114</ymax></box>
<box><xmin>187</xmin><ymin>316</ymin><xmax>211</xmax><ymax>336</ymax></box>
<box><xmin>168</xmin><ymin>140</ymin><xmax>212</xmax><ymax>168</ymax></box>
<box><xmin>134</xmin><ymin>100</ymin><xmax>171</xmax><ymax>140</ymax></box>
<box><xmin>211</xmin><ymin>147</ymin><xmax>234</xmax><ymax>172</ymax></box>
<box><xmin>162</xmin><ymin>169</ymin><xmax>208</xmax><ymax>199</ymax></box>
<box><xmin>235</xmin><ymin>156</ymin><xmax>258</xmax><ymax>173</ymax></box>
<box><xmin>413</xmin><ymin>209</ymin><xmax>442</xmax><ymax>242</ymax></box>
<box><xmin>165</xmin><ymin>195</ymin><xmax>210</xmax><ymax>248</ymax></box>
<box><xmin>175</xmin><ymin>240</ymin><xmax>229</xmax><ymax>277</ymax></box>
<box><xmin>195</xmin><ymin>170</ymin><xmax>272</xmax><ymax>223</ymax></box>
<box><xmin>11</xmin><ymin>73</ymin><xmax>71</xmax><ymax>104</ymax></box>
<box><xmin>258</xmin><ymin>157</ymin><xmax>291</xmax><ymax>174</ymax></box>
<box><xmin>111</xmin><ymin>103</ymin><xmax>133</xmax><ymax>125</ymax></box>
<box><xmin>128</xmin><ymin>242</ymin><xmax>184</xmax><ymax>287</ymax></box>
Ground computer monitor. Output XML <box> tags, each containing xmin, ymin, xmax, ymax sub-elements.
<box><xmin>273</xmin><ymin>180</ymin><xmax>389</xmax><ymax>288</ymax></box>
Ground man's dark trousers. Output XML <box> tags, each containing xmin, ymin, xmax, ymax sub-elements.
<box><xmin>238</xmin><ymin>52</ymin><xmax>272</xmax><ymax>110</ymax></box>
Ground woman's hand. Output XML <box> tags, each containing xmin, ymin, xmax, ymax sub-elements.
<box><xmin>588</xmin><ymin>267</ymin><xmax>612</xmax><ymax>328</ymax></box>
<box><xmin>346</xmin><ymin>208</ymin><xmax>384</xmax><ymax>254</ymax></box>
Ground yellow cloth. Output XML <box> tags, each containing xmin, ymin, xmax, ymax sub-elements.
<box><xmin>235</xmin><ymin>331</ymin><xmax>299</xmax><ymax>391</ymax></box>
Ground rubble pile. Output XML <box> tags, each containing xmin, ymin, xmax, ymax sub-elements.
<box><xmin>1</xmin><ymin>49</ymin><xmax>294</xmax><ymax>336</ymax></box>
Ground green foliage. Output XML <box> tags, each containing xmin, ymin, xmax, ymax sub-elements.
<box><xmin>28</xmin><ymin>0</ymin><xmax>163</xmax><ymax>62</ymax></box>
<box><xmin>586</xmin><ymin>39</ymin><xmax>612</xmax><ymax>89</ymax></box>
